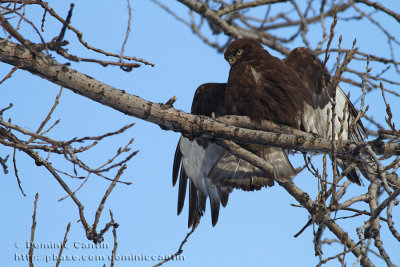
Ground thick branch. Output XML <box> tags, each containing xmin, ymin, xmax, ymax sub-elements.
<box><xmin>0</xmin><ymin>38</ymin><xmax>399</xmax><ymax>159</ymax></box>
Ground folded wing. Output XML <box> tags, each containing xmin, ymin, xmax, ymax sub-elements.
<box><xmin>172</xmin><ymin>83</ymin><xmax>230</xmax><ymax>228</ymax></box>
<box><xmin>285</xmin><ymin>47</ymin><xmax>366</xmax><ymax>184</ymax></box>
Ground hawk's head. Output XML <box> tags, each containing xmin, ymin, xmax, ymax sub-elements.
<box><xmin>224</xmin><ymin>38</ymin><xmax>264</xmax><ymax>66</ymax></box>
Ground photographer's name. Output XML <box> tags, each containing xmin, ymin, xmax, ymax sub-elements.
<box><xmin>15</xmin><ymin>241</ymin><xmax>109</xmax><ymax>250</ymax></box>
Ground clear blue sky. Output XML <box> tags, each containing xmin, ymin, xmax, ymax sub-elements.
<box><xmin>1</xmin><ymin>1</ymin><xmax>399</xmax><ymax>266</ymax></box>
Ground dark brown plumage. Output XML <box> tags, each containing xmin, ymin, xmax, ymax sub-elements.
<box><xmin>222</xmin><ymin>38</ymin><xmax>365</xmax><ymax>185</ymax></box>
<box><xmin>172</xmin><ymin>41</ymin><xmax>365</xmax><ymax>228</ymax></box>
<box><xmin>285</xmin><ymin>47</ymin><xmax>365</xmax><ymax>184</ymax></box>
<box><xmin>224</xmin><ymin>38</ymin><xmax>311</xmax><ymax>128</ymax></box>
<box><xmin>191</xmin><ymin>83</ymin><xmax>226</xmax><ymax>117</ymax></box>
<box><xmin>173</xmin><ymin>82</ymin><xmax>296</xmax><ymax>227</ymax></box>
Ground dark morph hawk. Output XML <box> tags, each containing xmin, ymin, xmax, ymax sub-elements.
<box><xmin>172</xmin><ymin>83</ymin><xmax>295</xmax><ymax>227</ymax></box>
<box><xmin>172</xmin><ymin>39</ymin><xmax>365</xmax><ymax>227</ymax></box>
<box><xmin>222</xmin><ymin>38</ymin><xmax>365</xmax><ymax>185</ymax></box>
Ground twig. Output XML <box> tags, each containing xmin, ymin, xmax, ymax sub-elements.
<box><xmin>316</xmin><ymin>0</ymin><xmax>328</xmax><ymax>50</ymax></box>
<box><xmin>0</xmin><ymin>6</ymin><xmax>47</xmax><ymax>54</ymax></box>
<box><xmin>153</xmin><ymin>226</ymin><xmax>197</xmax><ymax>267</ymax></box>
<box><xmin>67</xmin><ymin>123</ymin><xmax>135</xmax><ymax>143</ymax></box>
<box><xmin>369</xmin><ymin>189</ymin><xmax>400</xmax><ymax>224</ymax></box>
<box><xmin>0</xmin><ymin>154</ymin><xmax>9</xmax><ymax>174</ymax></box>
<box><xmin>21</xmin><ymin>149</ymin><xmax>92</xmax><ymax>238</ymax></box>
<box><xmin>387</xmin><ymin>199</ymin><xmax>400</xmax><ymax>242</ymax></box>
<box><xmin>12</xmin><ymin>148</ymin><xmax>26</xmax><ymax>196</ymax></box>
<box><xmin>0</xmin><ymin>10</ymin><xmax>38</xmax><ymax>48</ymax></box>
<box><xmin>29</xmin><ymin>193</ymin><xmax>39</xmax><ymax>267</ymax></box>
<box><xmin>0</xmin><ymin>55</ymin><xmax>32</xmax><ymax>85</ymax></box>
<box><xmin>177</xmin><ymin>0</ymin><xmax>291</xmax><ymax>54</ymax></box>
<box><xmin>0</xmin><ymin>103</ymin><xmax>13</xmax><ymax>117</ymax></box>
<box><xmin>92</xmin><ymin>165</ymin><xmax>126</xmax><ymax>234</ymax></box>
<box><xmin>150</xmin><ymin>0</ymin><xmax>190</xmax><ymax>27</ymax></box>
<box><xmin>294</xmin><ymin>218</ymin><xmax>312</xmax><ymax>237</ymax></box>
<box><xmin>380</xmin><ymin>82</ymin><xmax>396</xmax><ymax>132</ymax></box>
<box><xmin>38</xmin><ymin>1</ymin><xmax>154</xmax><ymax>66</ymax></box>
<box><xmin>53</xmin><ymin>4</ymin><xmax>74</xmax><ymax>51</ymax></box>
<box><xmin>354</xmin><ymin>0</ymin><xmax>400</xmax><ymax>23</ymax></box>
<box><xmin>109</xmin><ymin>210</ymin><xmax>118</xmax><ymax>267</ymax></box>
<box><xmin>317</xmin><ymin>241</ymin><xmax>361</xmax><ymax>266</ymax></box>
<box><xmin>28</xmin><ymin>86</ymin><xmax>63</xmax><ymax>143</ymax></box>
<box><xmin>119</xmin><ymin>0</ymin><xmax>132</xmax><ymax>71</ymax></box>
<box><xmin>216</xmin><ymin>0</ymin><xmax>287</xmax><ymax>16</ymax></box>
<box><xmin>57</xmin><ymin>173</ymin><xmax>91</xmax><ymax>202</ymax></box>
<box><xmin>290</xmin><ymin>0</ymin><xmax>310</xmax><ymax>49</ymax></box>
<box><xmin>338</xmin><ymin>193</ymin><xmax>370</xmax><ymax>210</ymax></box>
<box><xmin>55</xmin><ymin>222</ymin><xmax>71</xmax><ymax>267</ymax></box>
<box><xmin>322</xmin><ymin>10</ymin><xmax>337</xmax><ymax>68</ymax></box>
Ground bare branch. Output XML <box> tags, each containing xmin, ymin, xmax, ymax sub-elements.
<box><xmin>109</xmin><ymin>210</ymin><xmax>118</xmax><ymax>267</ymax></box>
<box><xmin>29</xmin><ymin>193</ymin><xmax>39</xmax><ymax>267</ymax></box>
<box><xmin>92</xmin><ymin>165</ymin><xmax>126</xmax><ymax>236</ymax></box>
<box><xmin>354</xmin><ymin>0</ymin><xmax>400</xmax><ymax>23</ymax></box>
<box><xmin>153</xmin><ymin>226</ymin><xmax>197</xmax><ymax>267</ymax></box>
<box><xmin>37</xmin><ymin>1</ymin><xmax>154</xmax><ymax>67</ymax></box>
<box><xmin>216</xmin><ymin>0</ymin><xmax>288</xmax><ymax>16</ymax></box>
<box><xmin>12</xmin><ymin>148</ymin><xmax>26</xmax><ymax>197</ymax></box>
<box><xmin>1</xmin><ymin>38</ymin><xmax>399</xmax><ymax>158</ymax></box>
<box><xmin>55</xmin><ymin>222</ymin><xmax>71</xmax><ymax>267</ymax></box>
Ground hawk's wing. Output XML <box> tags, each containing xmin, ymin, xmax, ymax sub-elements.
<box><xmin>285</xmin><ymin>47</ymin><xmax>366</xmax><ymax>184</ymax></box>
<box><xmin>173</xmin><ymin>136</ymin><xmax>231</xmax><ymax>227</ymax></box>
<box><xmin>172</xmin><ymin>83</ymin><xmax>230</xmax><ymax>228</ymax></box>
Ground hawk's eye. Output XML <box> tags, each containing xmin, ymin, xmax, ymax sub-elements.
<box><xmin>236</xmin><ymin>49</ymin><xmax>243</xmax><ymax>56</ymax></box>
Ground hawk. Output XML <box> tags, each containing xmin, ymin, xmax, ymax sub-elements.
<box><xmin>172</xmin><ymin>82</ymin><xmax>295</xmax><ymax>227</ymax></box>
<box><xmin>222</xmin><ymin>38</ymin><xmax>365</xmax><ymax>185</ymax></box>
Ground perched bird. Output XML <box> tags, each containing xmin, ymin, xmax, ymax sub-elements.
<box><xmin>221</xmin><ymin>38</ymin><xmax>365</xmax><ymax>185</ymax></box>
<box><xmin>173</xmin><ymin>82</ymin><xmax>295</xmax><ymax>227</ymax></box>
<box><xmin>173</xmin><ymin>40</ymin><xmax>365</xmax><ymax>228</ymax></box>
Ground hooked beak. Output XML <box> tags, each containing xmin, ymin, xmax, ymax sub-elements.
<box><xmin>227</xmin><ymin>56</ymin><xmax>236</xmax><ymax>65</ymax></box>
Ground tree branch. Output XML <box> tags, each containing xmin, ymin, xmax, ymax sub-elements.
<box><xmin>176</xmin><ymin>0</ymin><xmax>291</xmax><ymax>54</ymax></box>
<box><xmin>0</xmin><ymin>38</ymin><xmax>399</xmax><ymax>159</ymax></box>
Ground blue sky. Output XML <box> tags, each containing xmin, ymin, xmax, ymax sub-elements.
<box><xmin>1</xmin><ymin>1</ymin><xmax>400</xmax><ymax>266</ymax></box>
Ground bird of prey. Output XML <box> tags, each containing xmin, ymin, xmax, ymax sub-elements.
<box><xmin>172</xmin><ymin>82</ymin><xmax>295</xmax><ymax>227</ymax></box>
<box><xmin>222</xmin><ymin>38</ymin><xmax>365</xmax><ymax>185</ymax></box>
